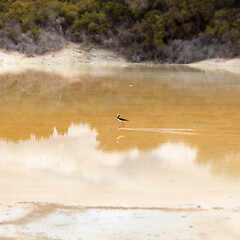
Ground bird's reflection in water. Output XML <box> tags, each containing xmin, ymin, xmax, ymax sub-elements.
<box><xmin>116</xmin><ymin>135</ymin><xmax>125</xmax><ymax>144</ymax></box>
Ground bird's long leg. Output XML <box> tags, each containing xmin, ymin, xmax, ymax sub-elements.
<box><xmin>119</xmin><ymin>122</ymin><xmax>124</xmax><ymax>128</ymax></box>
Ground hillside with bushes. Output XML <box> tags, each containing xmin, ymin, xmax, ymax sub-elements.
<box><xmin>0</xmin><ymin>0</ymin><xmax>239</xmax><ymax>63</ymax></box>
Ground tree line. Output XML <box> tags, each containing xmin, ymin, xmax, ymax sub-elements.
<box><xmin>0</xmin><ymin>0</ymin><xmax>239</xmax><ymax>63</ymax></box>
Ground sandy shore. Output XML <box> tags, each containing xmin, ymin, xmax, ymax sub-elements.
<box><xmin>188</xmin><ymin>58</ymin><xmax>240</xmax><ymax>75</ymax></box>
<box><xmin>0</xmin><ymin>202</ymin><xmax>240</xmax><ymax>240</ymax></box>
<box><xmin>0</xmin><ymin>43</ymin><xmax>239</xmax><ymax>75</ymax></box>
<box><xmin>0</xmin><ymin>43</ymin><xmax>127</xmax><ymax>77</ymax></box>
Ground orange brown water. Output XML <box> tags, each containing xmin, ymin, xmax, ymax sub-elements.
<box><xmin>0</xmin><ymin>66</ymin><xmax>240</xmax><ymax>208</ymax></box>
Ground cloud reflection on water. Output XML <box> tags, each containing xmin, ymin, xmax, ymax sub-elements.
<box><xmin>0</xmin><ymin>124</ymin><xmax>198</xmax><ymax>175</ymax></box>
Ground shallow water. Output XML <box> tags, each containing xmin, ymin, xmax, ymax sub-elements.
<box><xmin>0</xmin><ymin>66</ymin><xmax>240</xmax><ymax>208</ymax></box>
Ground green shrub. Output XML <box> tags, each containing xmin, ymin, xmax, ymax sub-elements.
<box><xmin>31</xmin><ymin>26</ymin><xmax>41</xmax><ymax>38</ymax></box>
<box><xmin>58</xmin><ymin>3</ymin><xmax>78</xmax><ymax>26</ymax></box>
<box><xmin>204</xmin><ymin>8</ymin><xmax>240</xmax><ymax>42</ymax></box>
<box><xmin>103</xmin><ymin>2</ymin><xmax>130</xmax><ymax>22</ymax></box>
<box><xmin>7</xmin><ymin>1</ymin><xmax>36</xmax><ymax>31</ymax></box>
<box><xmin>0</xmin><ymin>0</ymin><xmax>238</xmax><ymax>58</ymax></box>
<box><xmin>74</xmin><ymin>11</ymin><xmax>109</xmax><ymax>35</ymax></box>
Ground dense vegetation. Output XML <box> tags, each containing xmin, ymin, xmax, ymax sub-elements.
<box><xmin>0</xmin><ymin>0</ymin><xmax>239</xmax><ymax>63</ymax></box>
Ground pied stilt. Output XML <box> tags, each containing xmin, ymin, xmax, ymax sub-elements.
<box><xmin>117</xmin><ymin>114</ymin><xmax>129</xmax><ymax>128</ymax></box>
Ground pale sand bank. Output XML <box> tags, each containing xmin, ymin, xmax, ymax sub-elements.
<box><xmin>0</xmin><ymin>43</ymin><xmax>239</xmax><ymax>76</ymax></box>
<box><xmin>188</xmin><ymin>58</ymin><xmax>240</xmax><ymax>75</ymax></box>
<box><xmin>0</xmin><ymin>43</ymin><xmax>127</xmax><ymax>77</ymax></box>
<box><xmin>0</xmin><ymin>202</ymin><xmax>240</xmax><ymax>240</ymax></box>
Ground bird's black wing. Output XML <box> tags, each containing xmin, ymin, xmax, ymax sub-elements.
<box><xmin>119</xmin><ymin>117</ymin><xmax>129</xmax><ymax>121</ymax></box>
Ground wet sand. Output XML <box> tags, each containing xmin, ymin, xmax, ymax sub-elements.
<box><xmin>1</xmin><ymin>202</ymin><xmax>240</xmax><ymax>240</ymax></box>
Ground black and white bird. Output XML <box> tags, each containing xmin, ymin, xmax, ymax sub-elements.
<box><xmin>117</xmin><ymin>114</ymin><xmax>129</xmax><ymax>128</ymax></box>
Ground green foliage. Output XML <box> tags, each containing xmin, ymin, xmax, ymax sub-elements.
<box><xmin>204</xmin><ymin>8</ymin><xmax>240</xmax><ymax>41</ymax></box>
<box><xmin>31</xmin><ymin>26</ymin><xmax>41</xmax><ymax>38</ymax></box>
<box><xmin>103</xmin><ymin>2</ymin><xmax>130</xmax><ymax>22</ymax></box>
<box><xmin>74</xmin><ymin>11</ymin><xmax>109</xmax><ymax>35</ymax></box>
<box><xmin>7</xmin><ymin>1</ymin><xmax>36</xmax><ymax>31</ymax></box>
<box><xmin>57</xmin><ymin>2</ymin><xmax>78</xmax><ymax>26</ymax></box>
<box><xmin>75</xmin><ymin>0</ymin><xmax>102</xmax><ymax>15</ymax></box>
<box><xmin>0</xmin><ymin>0</ymin><xmax>238</xmax><ymax>55</ymax></box>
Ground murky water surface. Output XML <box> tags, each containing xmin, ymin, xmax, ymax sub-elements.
<box><xmin>0</xmin><ymin>66</ymin><xmax>240</xmax><ymax>208</ymax></box>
